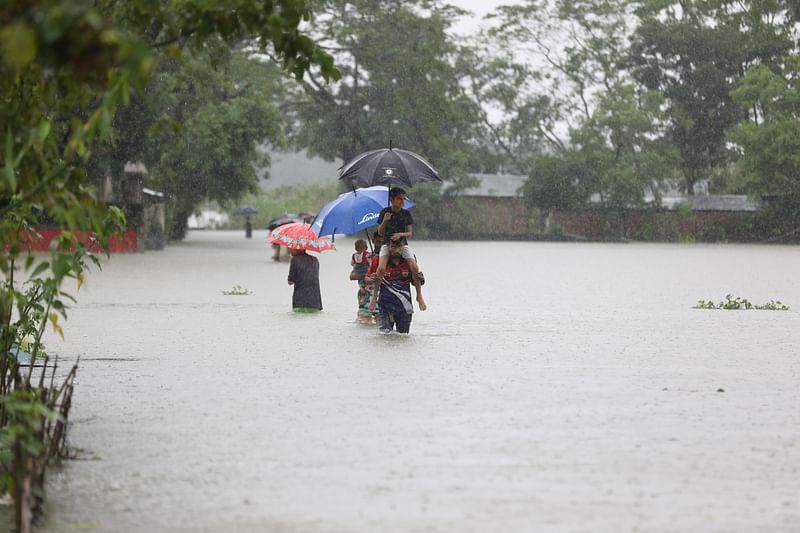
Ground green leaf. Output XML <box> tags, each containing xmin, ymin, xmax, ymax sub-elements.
<box><xmin>35</xmin><ymin>121</ymin><xmax>51</xmax><ymax>144</ymax></box>
<box><xmin>30</xmin><ymin>261</ymin><xmax>50</xmax><ymax>279</ymax></box>
<box><xmin>0</xmin><ymin>23</ymin><xmax>37</xmax><ymax>70</ymax></box>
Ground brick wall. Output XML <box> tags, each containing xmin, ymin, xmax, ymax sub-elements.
<box><xmin>438</xmin><ymin>197</ymin><xmax>759</xmax><ymax>241</ymax></box>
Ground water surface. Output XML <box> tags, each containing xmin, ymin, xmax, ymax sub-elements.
<box><xmin>34</xmin><ymin>231</ymin><xmax>800</xmax><ymax>532</ymax></box>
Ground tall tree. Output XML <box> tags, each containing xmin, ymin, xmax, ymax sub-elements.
<box><xmin>283</xmin><ymin>0</ymin><xmax>484</xmax><ymax>185</ymax></box>
<box><xmin>83</xmin><ymin>0</ymin><xmax>341</xmax><ymax>240</ymax></box>
<box><xmin>472</xmin><ymin>0</ymin><xmax>681</xmax><ymax>214</ymax></box>
<box><xmin>0</xmin><ymin>1</ymin><xmax>337</xmax><ymax>525</ymax></box>
<box><xmin>471</xmin><ymin>0</ymin><xmax>639</xmax><ymax>171</ymax></box>
<box><xmin>729</xmin><ymin>56</ymin><xmax>800</xmax><ymax>235</ymax></box>
<box><xmin>145</xmin><ymin>49</ymin><xmax>289</xmax><ymax>238</ymax></box>
<box><xmin>629</xmin><ymin>0</ymin><xmax>795</xmax><ymax>194</ymax></box>
<box><xmin>88</xmin><ymin>41</ymin><xmax>291</xmax><ymax>239</ymax></box>
<box><xmin>521</xmin><ymin>83</ymin><xmax>679</xmax><ymax>212</ymax></box>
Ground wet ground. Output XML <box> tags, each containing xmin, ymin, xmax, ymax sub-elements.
<box><xmin>27</xmin><ymin>231</ymin><xmax>800</xmax><ymax>532</ymax></box>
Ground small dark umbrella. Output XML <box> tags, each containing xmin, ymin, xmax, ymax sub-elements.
<box><xmin>267</xmin><ymin>213</ymin><xmax>305</xmax><ymax>230</ymax></box>
<box><xmin>233</xmin><ymin>205</ymin><xmax>258</xmax><ymax>215</ymax></box>
<box><xmin>338</xmin><ymin>146</ymin><xmax>442</xmax><ymax>190</ymax></box>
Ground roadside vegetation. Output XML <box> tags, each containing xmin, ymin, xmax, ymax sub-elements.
<box><xmin>0</xmin><ymin>1</ymin><xmax>336</xmax><ymax>530</ymax></box>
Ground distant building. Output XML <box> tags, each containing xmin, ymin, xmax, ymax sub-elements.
<box><xmin>658</xmin><ymin>194</ymin><xmax>759</xmax><ymax>212</ymax></box>
<box><xmin>187</xmin><ymin>209</ymin><xmax>229</xmax><ymax>230</ymax></box>
<box><xmin>453</xmin><ymin>173</ymin><xmax>762</xmax><ymax>241</ymax></box>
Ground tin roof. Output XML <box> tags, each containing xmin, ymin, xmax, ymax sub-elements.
<box><xmin>659</xmin><ymin>194</ymin><xmax>759</xmax><ymax>212</ymax></box>
<box><xmin>460</xmin><ymin>173</ymin><xmax>527</xmax><ymax>197</ymax></box>
<box><xmin>461</xmin><ymin>173</ymin><xmax>758</xmax><ymax>211</ymax></box>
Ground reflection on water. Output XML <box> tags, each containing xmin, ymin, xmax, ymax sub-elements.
<box><xmin>35</xmin><ymin>231</ymin><xmax>800</xmax><ymax>532</ymax></box>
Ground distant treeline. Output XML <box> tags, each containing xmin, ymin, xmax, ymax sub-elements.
<box><xmin>56</xmin><ymin>1</ymin><xmax>800</xmax><ymax>242</ymax></box>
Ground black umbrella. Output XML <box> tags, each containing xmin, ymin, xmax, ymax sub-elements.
<box><xmin>267</xmin><ymin>213</ymin><xmax>305</xmax><ymax>230</ymax></box>
<box><xmin>338</xmin><ymin>146</ymin><xmax>442</xmax><ymax>190</ymax></box>
<box><xmin>232</xmin><ymin>205</ymin><xmax>258</xmax><ymax>215</ymax></box>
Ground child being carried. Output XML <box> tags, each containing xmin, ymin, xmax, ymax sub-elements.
<box><xmin>350</xmin><ymin>239</ymin><xmax>370</xmax><ymax>283</ymax></box>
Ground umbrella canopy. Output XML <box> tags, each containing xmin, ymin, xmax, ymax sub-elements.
<box><xmin>267</xmin><ymin>213</ymin><xmax>305</xmax><ymax>230</ymax></box>
<box><xmin>232</xmin><ymin>205</ymin><xmax>258</xmax><ymax>215</ymax></box>
<box><xmin>310</xmin><ymin>186</ymin><xmax>415</xmax><ymax>237</ymax></box>
<box><xmin>338</xmin><ymin>147</ymin><xmax>442</xmax><ymax>189</ymax></box>
<box><xmin>269</xmin><ymin>222</ymin><xmax>335</xmax><ymax>252</ymax></box>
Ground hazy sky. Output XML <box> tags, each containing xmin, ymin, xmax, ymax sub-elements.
<box><xmin>451</xmin><ymin>0</ymin><xmax>510</xmax><ymax>17</ymax></box>
<box><xmin>448</xmin><ymin>0</ymin><xmax>512</xmax><ymax>34</ymax></box>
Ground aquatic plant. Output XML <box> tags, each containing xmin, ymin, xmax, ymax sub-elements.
<box><xmin>756</xmin><ymin>300</ymin><xmax>790</xmax><ymax>311</ymax></box>
<box><xmin>222</xmin><ymin>286</ymin><xmax>252</xmax><ymax>296</ymax></box>
<box><xmin>694</xmin><ymin>295</ymin><xmax>790</xmax><ymax>310</ymax></box>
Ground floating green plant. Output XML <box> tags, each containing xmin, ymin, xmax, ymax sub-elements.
<box><xmin>222</xmin><ymin>285</ymin><xmax>252</xmax><ymax>296</ymax></box>
<box><xmin>694</xmin><ymin>294</ymin><xmax>789</xmax><ymax>310</ymax></box>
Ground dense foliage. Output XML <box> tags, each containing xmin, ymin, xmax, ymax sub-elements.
<box><xmin>469</xmin><ymin>0</ymin><xmax>798</xmax><ymax>232</ymax></box>
<box><xmin>285</xmin><ymin>0</ymin><xmax>484</xmax><ymax>187</ymax></box>
<box><xmin>0</xmin><ymin>0</ymin><xmax>337</xmax><ymax>528</ymax></box>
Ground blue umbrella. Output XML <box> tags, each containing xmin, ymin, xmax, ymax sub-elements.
<box><xmin>310</xmin><ymin>186</ymin><xmax>415</xmax><ymax>237</ymax></box>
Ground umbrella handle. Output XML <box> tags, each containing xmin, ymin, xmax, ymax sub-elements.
<box><xmin>387</xmin><ymin>139</ymin><xmax>393</xmax><ymax>206</ymax></box>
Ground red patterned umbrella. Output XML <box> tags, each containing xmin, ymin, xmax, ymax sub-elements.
<box><xmin>269</xmin><ymin>222</ymin><xmax>335</xmax><ymax>252</ymax></box>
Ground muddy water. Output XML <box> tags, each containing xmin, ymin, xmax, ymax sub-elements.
<box><xmin>31</xmin><ymin>231</ymin><xmax>800</xmax><ymax>532</ymax></box>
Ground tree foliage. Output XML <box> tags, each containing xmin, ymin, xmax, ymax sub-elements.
<box><xmin>284</xmin><ymin>0</ymin><xmax>484</xmax><ymax>186</ymax></box>
<box><xmin>476</xmin><ymin>0</ymin><xmax>680</xmax><ymax>211</ymax></box>
<box><xmin>475</xmin><ymin>0</ymin><xmax>638</xmax><ymax>168</ymax></box>
<box><xmin>106</xmin><ymin>46</ymin><xmax>291</xmax><ymax>239</ymax></box>
<box><xmin>0</xmin><ymin>0</ymin><xmax>338</xmax><ymax>526</ymax></box>
<box><xmin>628</xmin><ymin>0</ymin><xmax>795</xmax><ymax>194</ymax></box>
<box><xmin>729</xmin><ymin>56</ymin><xmax>800</xmax><ymax>231</ymax></box>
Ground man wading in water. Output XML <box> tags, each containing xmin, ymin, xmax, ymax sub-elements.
<box><xmin>370</xmin><ymin>240</ymin><xmax>417</xmax><ymax>333</ymax></box>
<box><xmin>368</xmin><ymin>187</ymin><xmax>426</xmax><ymax>311</ymax></box>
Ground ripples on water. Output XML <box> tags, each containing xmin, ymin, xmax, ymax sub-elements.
<box><xmin>34</xmin><ymin>231</ymin><xmax>800</xmax><ymax>533</ymax></box>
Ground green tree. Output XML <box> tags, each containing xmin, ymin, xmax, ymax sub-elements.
<box><xmin>284</xmin><ymin>0</ymin><xmax>484</xmax><ymax>185</ymax></box>
<box><xmin>476</xmin><ymin>0</ymin><xmax>679</xmax><ymax>215</ymax></box>
<box><xmin>85</xmin><ymin>0</ymin><xmax>342</xmax><ymax>240</ymax></box>
<box><xmin>129</xmin><ymin>48</ymin><xmax>289</xmax><ymax>239</ymax></box>
<box><xmin>577</xmin><ymin>84</ymin><xmax>679</xmax><ymax>209</ymax></box>
<box><xmin>629</xmin><ymin>0</ymin><xmax>795</xmax><ymax>194</ymax></box>
<box><xmin>729</xmin><ymin>57</ymin><xmax>800</xmax><ymax>237</ymax></box>
<box><xmin>473</xmin><ymin>0</ymin><xmax>638</xmax><ymax>170</ymax></box>
<box><xmin>0</xmin><ymin>0</ymin><xmax>338</xmax><ymax>527</ymax></box>
<box><xmin>521</xmin><ymin>84</ymin><xmax>678</xmax><ymax>214</ymax></box>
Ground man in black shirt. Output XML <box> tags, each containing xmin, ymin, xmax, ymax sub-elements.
<box><xmin>369</xmin><ymin>187</ymin><xmax>426</xmax><ymax>311</ymax></box>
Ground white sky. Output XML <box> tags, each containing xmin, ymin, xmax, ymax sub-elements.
<box><xmin>447</xmin><ymin>0</ymin><xmax>514</xmax><ymax>35</ymax></box>
<box><xmin>450</xmin><ymin>0</ymin><xmax>510</xmax><ymax>17</ymax></box>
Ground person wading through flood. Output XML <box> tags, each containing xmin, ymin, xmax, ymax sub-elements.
<box><xmin>373</xmin><ymin>239</ymin><xmax>417</xmax><ymax>333</ymax></box>
<box><xmin>287</xmin><ymin>249</ymin><xmax>322</xmax><ymax>313</ymax></box>
<box><xmin>368</xmin><ymin>187</ymin><xmax>426</xmax><ymax>312</ymax></box>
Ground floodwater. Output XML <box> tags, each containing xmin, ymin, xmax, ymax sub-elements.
<box><xmin>28</xmin><ymin>231</ymin><xmax>800</xmax><ymax>532</ymax></box>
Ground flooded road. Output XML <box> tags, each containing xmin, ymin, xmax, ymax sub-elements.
<box><xmin>34</xmin><ymin>231</ymin><xmax>800</xmax><ymax>532</ymax></box>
